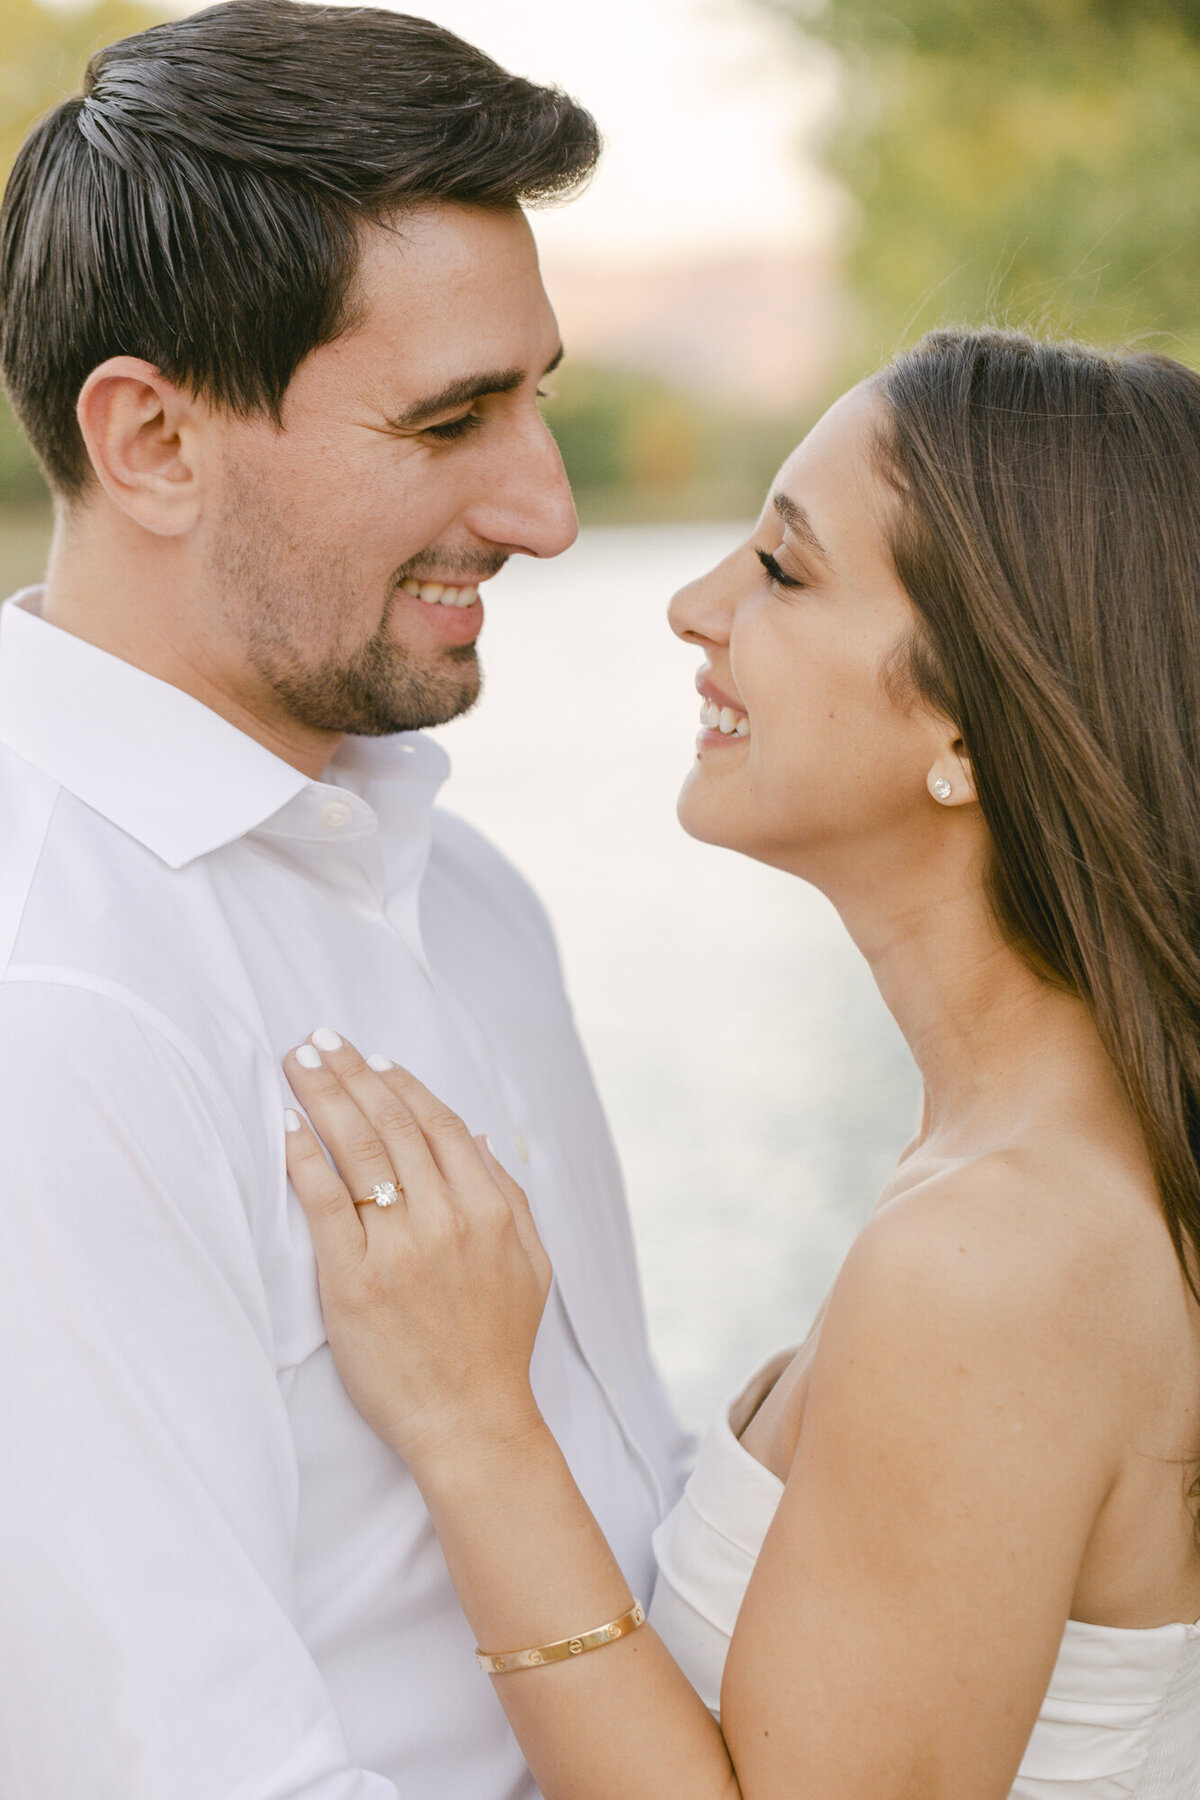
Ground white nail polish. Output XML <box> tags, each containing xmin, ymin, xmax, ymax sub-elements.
<box><xmin>484</xmin><ymin>1135</ymin><xmax>497</xmax><ymax>1158</ymax></box>
<box><xmin>311</xmin><ymin>1028</ymin><xmax>343</xmax><ymax>1052</ymax></box>
<box><xmin>295</xmin><ymin>1045</ymin><xmax>322</xmax><ymax>1069</ymax></box>
<box><xmin>366</xmin><ymin>1053</ymin><xmax>395</xmax><ymax>1072</ymax></box>
<box><xmin>284</xmin><ymin>1108</ymin><xmax>303</xmax><ymax>1133</ymax></box>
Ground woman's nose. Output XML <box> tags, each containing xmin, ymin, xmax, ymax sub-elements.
<box><xmin>668</xmin><ymin>558</ymin><xmax>736</xmax><ymax>647</ymax></box>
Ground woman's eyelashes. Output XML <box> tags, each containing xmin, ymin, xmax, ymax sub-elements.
<box><xmin>757</xmin><ymin>546</ymin><xmax>807</xmax><ymax>591</ymax></box>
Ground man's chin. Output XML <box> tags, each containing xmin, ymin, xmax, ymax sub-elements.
<box><xmin>265</xmin><ymin>655</ymin><xmax>479</xmax><ymax>739</ymax></box>
<box><xmin>341</xmin><ymin>661</ymin><xmax>482</xmax><ymax>738</ymax></box>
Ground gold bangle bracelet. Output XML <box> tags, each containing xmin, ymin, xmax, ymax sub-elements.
<box><xmin>475</xmin><ymin>1600</ymin><xmax>646</xmax><ymax>1674</ymax></box>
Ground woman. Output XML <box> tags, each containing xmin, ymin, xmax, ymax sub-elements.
<box><xmin>281</xmin><ymin>329</ymin><xmax>1200</xmax><ymax>1797</ymax></box>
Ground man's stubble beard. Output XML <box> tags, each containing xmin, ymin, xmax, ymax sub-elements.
<box><xmin>257</xmin><ymin>591</ymin><xmax>483</xmax><ymax>738</ymax></box>
<box><xmin>212</xmin><ymin>481</ymin><xmax>487</xmax><ymax>738</ymax></box>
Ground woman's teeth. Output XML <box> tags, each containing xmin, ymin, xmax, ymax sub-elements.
<box><xmin>700</xmin><ymin>698</ymin><xmax>750</xmax><ymax>738</ymax></box>
<box><xmin>400</xmin><ymin>578</ymin><xmax>480</xmax><ymax>608</ymax></box>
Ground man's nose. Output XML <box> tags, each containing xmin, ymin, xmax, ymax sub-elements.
<box><xmin>472</xmin><ymin>415</ymin><xmax>578</xmax><ymax>561</ymax></box>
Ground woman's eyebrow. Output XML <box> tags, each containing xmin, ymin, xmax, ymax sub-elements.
<box><xmin>773</xmin><ymin>490</ymin><xmax>834</xmax><ymax>567</ymax></box>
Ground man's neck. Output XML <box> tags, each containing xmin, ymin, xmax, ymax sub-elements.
<box><xmin>43</xmin><ymin>506</ymin><xmax>342</xmax><ymax>780</ymax></box>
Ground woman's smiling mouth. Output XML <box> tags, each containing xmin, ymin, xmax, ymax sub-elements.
<box><xmin>695</xmin><ymin>676</ymin><xmax>751</xmax><ymax>747</ymax></box>
<box><xmin>699</xmin><ymin>696</ymin><xmax>750</xmax><ymax>739</ymax></box>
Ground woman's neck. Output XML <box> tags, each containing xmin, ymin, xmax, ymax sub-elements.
<box><xmin>828</xmin><ymin>853</ymin><xmax>1130</xmax><ymax>1152</ymax></box>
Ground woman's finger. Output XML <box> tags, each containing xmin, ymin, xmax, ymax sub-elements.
<box><xmin>367</xmin><ymin>1060</ymin><xmax>499</xmax><ymax>1195</ymax></box>
<box><xmin>283</xmin><ymin>1105</ymin><xmax>366</xmax><ymax>1280</ymax></box>
<box><xmin>476</xmin><ymin>1134</ymin><xmax>553</xmax><ymax>1292</ymax></box>
<box><xmin>285</xmin><ymin>1039</ymin><xmax>407</xmax><ymax>1213</ymax></box>
<box><xmin>289</xmin><ymin>1032</ymin><xmax>449</xmax><ymax>1217</ymax></box>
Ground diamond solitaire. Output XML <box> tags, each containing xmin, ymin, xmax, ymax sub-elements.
<box><xmin>370</xmin><ymin>1181</ymin><xmax>400</xmax><ymax>1207</ymax></box>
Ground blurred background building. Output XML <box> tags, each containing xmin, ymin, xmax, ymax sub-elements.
<box><xmin>2</xmin><ymin>0</ymin><xmax>1199</xmax><ymax>1420</ymax></box>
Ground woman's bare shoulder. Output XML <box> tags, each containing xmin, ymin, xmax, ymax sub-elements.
<box><xmin>829</xmin><ymin>1140</ymin><xmax>1188</xmax><ymax>1404</ymax></box>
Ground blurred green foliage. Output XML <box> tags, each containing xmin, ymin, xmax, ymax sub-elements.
<box><xmin>762</xmin><ymin>0</ymin><xmax>1200</xmax><ymax>361</ymax></box>
<box><xmin>0</xmin><ymin>400</ymin><xmax>44</xmax><ymax>508</ymax></box>
<box><xmin>545</xmin><ymin>363</ymin><xmax>802</xmax><ymax>523</ymax></box>
<box><xmin>0</xmin><ymin>0</ymin><xmax>167</xmax><ymax>509</ymax></box>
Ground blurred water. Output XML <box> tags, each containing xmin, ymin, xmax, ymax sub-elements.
<box><xmin>442</xmin><ymin>521</ymin><xmax>921</xmax><ymax>1431</ymax></box>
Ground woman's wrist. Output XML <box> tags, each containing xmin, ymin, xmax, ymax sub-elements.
<box><xmin>405</xmin><ymin>1407</ymin><xmax>639</xmax><ymax>1672</ymax></box>
<box><xmin>399</xmin><ymin>1392</ymin><xmax>551</xmax><ymax>1492</ymax></box>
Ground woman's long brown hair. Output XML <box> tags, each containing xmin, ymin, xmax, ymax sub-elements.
<box><xmin>878</xmin><ymin>329</ymin><xmax>1200</xmax><ymax>1300</ymax></box>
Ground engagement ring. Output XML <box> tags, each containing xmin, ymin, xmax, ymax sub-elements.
<box><xmin>355</xmin><ymin>1181</ymin><xmax>401</xmax><ymax>1208</ymax></box>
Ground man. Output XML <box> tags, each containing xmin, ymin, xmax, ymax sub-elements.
<box><xmin>0</xmin><ymin>4</ymin><xmax>688</xmax><ymax>1794</ymax></box>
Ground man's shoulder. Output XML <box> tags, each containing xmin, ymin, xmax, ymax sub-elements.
<box><xmin>0</xmin><ymin>735</ymin><xmax>64</xmax><ymax>846</ymax></box>
<box><xmin>429</xmin><ymin>805</ymin><xmax>542</xmax><ymax>895</ymax></box>
<box><xmin>429</xmin><ymin>806</ymin><xmax>560</xmax><ymax>961</ymax></box>
<box><xmin>0</xmin><ymin>742</ymin><xmax>68</xmax><ymax>975</ymax></box>
<box><xmin>0</xmin><ymin>748</ymin><xmax>265</xmax><ymax>1156</ymax></box>
<box><xmin>0</xmin><ymin>968</ymin><xmax>254</xmax><ymax>1161</ymax></box>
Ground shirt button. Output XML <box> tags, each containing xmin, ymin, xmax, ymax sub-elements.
<box><xmin>321</xmin><ymin>800</ymin><xmax>354</xmax><ymax>831</ymax></box>
<box><xmin>513</xmin><ymin>1131</ymin><xmax>531</xmax><ymax>1165</ymax></box>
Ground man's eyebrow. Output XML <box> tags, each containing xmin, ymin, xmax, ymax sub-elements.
<box><xmin>773</xmin><ymin>490</ymin><xmax>834</xmax><ymax>566</ymax></box>
<box><xmin>386</xmin><ymin>345</ymin><xmax>565</xmax><ymax>430</ymax></box>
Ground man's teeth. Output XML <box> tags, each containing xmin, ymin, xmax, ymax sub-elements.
<box><xmin>401</xmin><ymin>578</ymin><xmax>480</xmax><ymax>608</ymax></box>
<box><xmin>700</xmin><ymin>697</ymin><xmax>750</xmax><ymax>738</ymax></box>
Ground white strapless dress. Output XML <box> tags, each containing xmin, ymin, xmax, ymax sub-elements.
<box><xmin>650</xmin><ymin>1368</ymin><xmax>1200</xmax><ymax>1797</ymax></box>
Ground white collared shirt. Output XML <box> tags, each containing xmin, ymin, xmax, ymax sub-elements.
<box><xmin>0</xmin><ymin>590</ymin><xmax>688</xmax><ymax>1800</ymax></box>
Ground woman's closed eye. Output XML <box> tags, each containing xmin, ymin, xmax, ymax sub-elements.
<box><xmin>757</xmin><ymin>547</ymin><xmax>807</xmax><ymax>591</ymax></box>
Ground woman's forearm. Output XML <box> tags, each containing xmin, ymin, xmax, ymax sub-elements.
<box><xmin>280</xmin><ymin>1053</ymin><xmax>741</xmax><ymax>1795</ymax></box>
<box><xmin>412</xmin><ymin>1417</ymin><xmax>741</xmax><ymax>1800</ymax></box>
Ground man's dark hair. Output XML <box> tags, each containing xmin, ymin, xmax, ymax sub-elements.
<box><xmin>0</xmin><ymin>0</ymin><xmax>600</xmax><ymax>495</ymax></box>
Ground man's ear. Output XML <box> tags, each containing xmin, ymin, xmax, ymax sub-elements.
<box><xmin>76</xmin><ymin>357</ymin><xmax>206</xmax><ymax>536</ymax></box>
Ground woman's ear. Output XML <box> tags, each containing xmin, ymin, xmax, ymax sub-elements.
<box><xmin>76</xmin><ymin>357</ymin><xmax>205</xmax><ymax>536</ymax></box>
<box><xmin>926</xmin><ymin>736</ymin><xmax>977</xmax><ymax>808</ymax></box>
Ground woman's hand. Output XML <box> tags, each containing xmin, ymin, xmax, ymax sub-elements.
<box><xmin>283</xmin><ymin>1031</ymin><xmax>552</xmax><ymax>1472</ymax></box>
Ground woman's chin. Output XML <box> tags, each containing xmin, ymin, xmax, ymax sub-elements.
<box><xmin>676</xmin><ymin>776</ymin><xmax>745</xmax><ymax>852</ymax></box>
<box><xmin>676</xmin><ymin>777</ymin><xmax>815</xmax><ymax>877</ymax></box>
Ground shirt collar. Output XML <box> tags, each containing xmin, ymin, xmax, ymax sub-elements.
<box><xmin>0</xmin><ymin>589</ymin><xmax>450</xmax><ymax>870</ymax></box>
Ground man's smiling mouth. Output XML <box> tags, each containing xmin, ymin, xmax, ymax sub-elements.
<box><xmin>400</xmin><ymin>577</ymin><xmax>480</xmax><ymax>609</ymax></box>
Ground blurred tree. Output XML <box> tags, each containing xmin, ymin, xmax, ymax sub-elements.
<box><xmin>761</xmin><ymin>0</ymin><xmax>1200</xmax><ymax>362</ymax></box>
<box><xmin>0</xmin><ymin>0</ymin><xmax>167</xmax><ymax>505</ymax></box>
<box><xmin>545</xmin><ymin>362</ymin><xmax>801</xmax><ymax>522</ymax></box>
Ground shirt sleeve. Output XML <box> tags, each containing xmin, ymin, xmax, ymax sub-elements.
<box><xmin>0</xmin><ymin>978</ymin><xmax>401</xmax><ymax>1800</ymax></box>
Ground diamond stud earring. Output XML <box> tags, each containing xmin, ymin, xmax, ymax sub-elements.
<box><xmin>931</xmin><ymin>777</ymin><xmax>953</xmax><ymax>802</ymax></box>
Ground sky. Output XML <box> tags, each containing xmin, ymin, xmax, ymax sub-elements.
<box><xmin>401</xmin><ymin>0</ymin><xmax>841</xmax><ymax>265</ymax></box>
